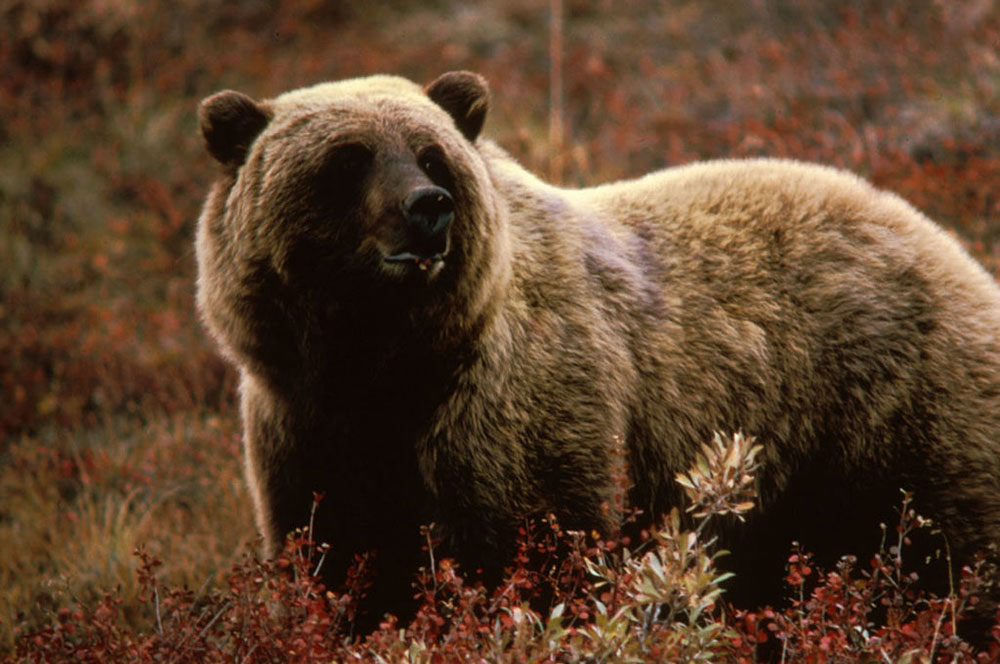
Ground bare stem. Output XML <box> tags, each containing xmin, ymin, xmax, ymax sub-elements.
<box><xmin>549</xmin><ymin>0</ymin><xmax>564</xmax><ymax>184</ymax></box>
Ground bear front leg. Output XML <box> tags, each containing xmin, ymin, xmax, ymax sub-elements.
<box><xmin>239</xmin><ymin>373</ymin><xmax>320</xmax><ymax>559</ymax></box>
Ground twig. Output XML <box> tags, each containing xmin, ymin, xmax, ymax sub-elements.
<box><xmin>312</xmin><ymin>543</ymin><xmax>330</xmax><ymax>578</ymax></box>
<box><xmin>168</xmin><ymin>602</ymin><xmax>230</xmax><ymax>664</ymax></box>
<box><xmin>927</xmin><ymin>597</ymin><xmax>951</xmax><ymax>662</ymax></box>
<box><xmin>240</xmin><ymin>643</ymin><xmax>259</xmax><ymax>664</ymax></box>
<box><xmin>153</xmin><ymin>584</ymin><xmax>163</xmax><ymax>636</ymax></box>
<box><xmin>425</xmin><ymin>524</ymin><xmax>438</xmax><ymax>594</ymax></box>
<box><xmin>549</xmin><ymin>0</ymin><xmax>564</xmax><ymax>185</ymax></box>
<box><xmin>307</xmin><ymin>493</ymin><xmax>319</xmax><ymax>562</ymax></box>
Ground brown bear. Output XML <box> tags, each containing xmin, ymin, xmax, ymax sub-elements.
<box><xmin>195</xmin><ymin>71</ymin><xmax>1000</xmax><ymax>626</ymax></box>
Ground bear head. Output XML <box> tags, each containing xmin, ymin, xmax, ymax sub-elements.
<box><xmin>197</xmin><ymin>71</ymin><xmax>497</xmax><ymax>298</ymax></box>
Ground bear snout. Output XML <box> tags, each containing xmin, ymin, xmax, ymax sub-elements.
<box><xmin>384</xmin><ymin>186</ymin><xmax>454</xmax><ymax>271</ymax></box>
<box><xmin>403</xmin><ymin>186</ymin><xmax>453</xmax><ymax>247</ymax></box>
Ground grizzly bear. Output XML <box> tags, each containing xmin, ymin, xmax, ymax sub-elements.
<box><xmin>195</xmin><ymin>71</ymin><xmax>1000</xmax><ymax>625</ymax></box>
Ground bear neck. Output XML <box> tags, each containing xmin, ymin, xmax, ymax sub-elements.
<box><xmin>275</xmin><ymin>223</ymin><xmax>513</xmax><ymax>408</ymax></box>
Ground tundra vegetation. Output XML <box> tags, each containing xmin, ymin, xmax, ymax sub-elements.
<box><xmin>2</xmin><ymin>1</ymin><xmax>999</xmax><ymax>661</ymax></box>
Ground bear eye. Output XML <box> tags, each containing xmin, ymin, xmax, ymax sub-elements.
<box><xmin>329</xmin><ymin>142</ymin><xmax>372</xmax><ymax>177</ymax></box>
<box><xmin>419</xmin><ymin>146</ymin><xmax>454</xmax><ymax>191</ymax></box>
<box><xmin>312</xmin><ymin>142</ymin><xmax>372</xmax><ymax>206</ymax></box>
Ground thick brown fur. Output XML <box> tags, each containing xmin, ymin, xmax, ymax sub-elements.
<box><xmin>196</xmin><ymin>71</ymin><xmax>1000</xmax><ymax>626</ymax></box>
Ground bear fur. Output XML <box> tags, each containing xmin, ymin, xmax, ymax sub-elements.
<box><xmin>195</xmin><ymin>71</ymin><xmax>1000</xmax><ymax>624</ymax></box>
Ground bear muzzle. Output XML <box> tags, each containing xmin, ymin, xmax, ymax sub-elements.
<box><xmin>384</xmin><ymin>186</ymin><xmax>454</xmax><ymax>271</ymax></box>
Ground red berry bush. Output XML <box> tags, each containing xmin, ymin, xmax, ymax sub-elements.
<box><xmin>3</xmin><ymin>2</ymin><xmax>998</xmax><ymax>662</ymax></box>
<box><xmin>12</xmin><ymin>435</ymin><xmax>1000</xmax><ymax>662</ymax></box>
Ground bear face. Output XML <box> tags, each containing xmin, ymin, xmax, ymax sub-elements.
<box><xmin>198</xmin><ymin>73</ymin><xmax>496</xmax><ymax>309</ymax></box>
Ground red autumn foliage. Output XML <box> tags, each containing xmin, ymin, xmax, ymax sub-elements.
<box><xmin>12</xmin><ymin>491</ymin><xmax>1000</xmax><ymax>662</ymax></box>
<box><xmin>3</xmin><ymin>1</ymin><xmax>999</xmax><ymax>661</ymax></box>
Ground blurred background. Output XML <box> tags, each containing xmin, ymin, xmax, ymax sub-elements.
<box><xmin>1</xmin><ymin>0</ymin><xmax>998</xmax><ymax>647</ymax></box>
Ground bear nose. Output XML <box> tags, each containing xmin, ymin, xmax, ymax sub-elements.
<box><xmin>402</xmin><ymin>186</ymin><xmax>454</xmax><ymax>247</ymax></box>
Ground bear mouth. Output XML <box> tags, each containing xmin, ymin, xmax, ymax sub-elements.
<box><xmin>383</xmin><ymin>251</ymin><xmax>445</xmax><ymax>272</ymax></box>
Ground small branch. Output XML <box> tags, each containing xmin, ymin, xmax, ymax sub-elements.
<box><xmin>153</xmin><ymin>585</ymin><xmax>163</xmax><ymax>636</ymax></box>
<box><xmin>549</xmin><ymin>0</ymin><xmax>564</xmax><ymax>185</ymax></box>
<box><xmin>927</xmin><ymin>597</ymin><xmax>951</xmax><ymax>662</ymax></box>
<box><xmin>424</xmin><ymin>524</ymin><xmax>438</xmax><ymax>594</ymax></box>
<box><xmin>312</xmin><ymin>543</ymin><xmax>330</xmax><ymax>578</ymax></box>
<box><xmin>307</xmin><ymin>493</ymin><xmax>320</xmax><ymax>562</ymax></box>
<box><xmin>239</xmin><ymin>643</ymin><xmax>259</xmax><ymax>664</ymax></box>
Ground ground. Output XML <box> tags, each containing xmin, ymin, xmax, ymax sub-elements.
<box><xmin>1</xmin><ymin>0</ymin><xmax>998</xmax><ymax>654</ymax></box>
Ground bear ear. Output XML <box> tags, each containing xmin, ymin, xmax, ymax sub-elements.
<box><xmin>426</xmin><ymin>71</ymin><xmax>490</xmax><ymax>142</ymax></box>
<box><xmin>198</xmin><ymin>90</ymin><xmax>271</xmax><ymax>167</ymax></box>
